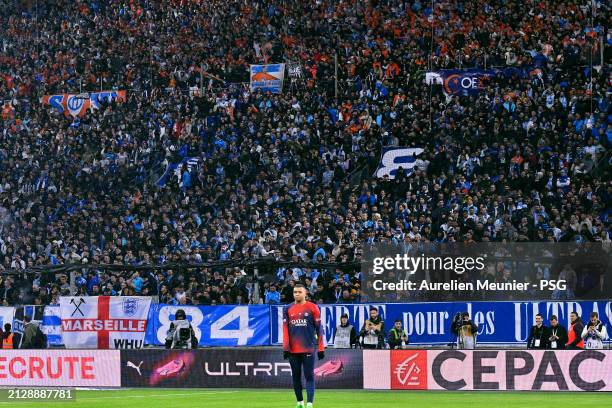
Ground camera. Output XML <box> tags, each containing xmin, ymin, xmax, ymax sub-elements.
<box><xmin>453</xmin><ymin>312</ymin><xmax>464</xmax><ymax>328</ymax></box>
<box><xmin>178</xmin><ymin>327</ymin><xmax>191</xmax><ymax>342</ymax></box>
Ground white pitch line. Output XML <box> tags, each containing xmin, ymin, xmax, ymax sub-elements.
<box><xmin>76</xmin><ymin>391</ymin><xmax>240</xmax><ymax>400</ymax></box>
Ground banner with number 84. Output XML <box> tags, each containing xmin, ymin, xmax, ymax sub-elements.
<box><xmin>149</xmin><ymin>305</ymin><xmax>271</xmax><ymax>347</ymax></box>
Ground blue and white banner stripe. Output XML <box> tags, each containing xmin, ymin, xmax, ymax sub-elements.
<box><xmin>42</xmin><ymin>305</ymin><xmax>63</xmax><ymax>346</ymax></box>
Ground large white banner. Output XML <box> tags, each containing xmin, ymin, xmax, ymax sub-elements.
<box><xmin>374</xmin><ymin>147</ymin><xmax>427</xmax><ymax>179</ymax></box>
<box><xmin>60</xmin><ymin>296</ymin><xmax>151</xmax><ymax>349</ymax></box>
<box><xmin>0</xmin><ymin>350</ymin><xmax>120</xmax><ymax>387</ymax></box>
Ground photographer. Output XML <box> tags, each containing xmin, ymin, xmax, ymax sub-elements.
<box><xmin>582</xmin><ymin>312</ymin><xmax>609</xmax><ymax>350</ymax></box>
<box><xmin>548</xmin><ymin>315</ymin><xmax>568</xmax><ymax>350</ymax></box>
<box><xmin>359</xmin><ymin>307</ymin><xmax>385</xmax><ymax>349</ymax></box>
<box><xmin>333</xmin><ymin>314</ymin><xmax>358</xmax><ymax>348</ymax></box>
<box><xmin>165</xmin><ymin>309</ymin><xmax>198</xmax><ymax>349</ymax></box>
<box><xmin>388</xmin><ymin>319</ymin><xmax>409</xmax><ymax>349</ymax></box>
<box><xmin>527</xmin><ymin>314</ymin><xmax>549</xmax><ymax>349</ymax></box>
<box><xmin>451</xmin><ymin>312</ymin><xmax>478</xmax><ymax>349</ymax></box>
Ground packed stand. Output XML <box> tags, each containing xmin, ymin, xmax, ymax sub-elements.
<box><xmin>0</xmin><ymin>0</ymin><xmax>610</xmax><ymax>306</ymax></box>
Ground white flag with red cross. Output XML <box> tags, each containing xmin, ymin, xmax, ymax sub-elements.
<box><xmin>60</xmin><ymin>296</ymin><xmax>151</xmax><ymax>349</ymax></box>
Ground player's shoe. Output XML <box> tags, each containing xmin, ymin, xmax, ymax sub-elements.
<box><xmin>155</xmin><ymin>359</ymin><xmax>185</xmax><ymax>377</ymax></box>
<box><xmin>306</xmin><ymin>403</ymin><xmax>313</xmax><ymax>408</ymax></box>
<box><xmin>314</xmin><ymin>359</ymin><xmax>343</xmax><ymax>377</ymax></box>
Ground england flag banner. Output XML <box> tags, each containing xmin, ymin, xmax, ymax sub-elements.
<box><xmin>60</xmin><ymin>296</ymin><xmax>151</xmax><ymax>349</ymax></box>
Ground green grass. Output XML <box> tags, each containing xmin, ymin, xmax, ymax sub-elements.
<box><xmin>2</xmin><ymin>388</ymin><xmax>611</xmax><ymax>408</ymax></box>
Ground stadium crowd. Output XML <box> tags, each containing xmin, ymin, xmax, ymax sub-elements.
<box><xmin>0</xmin><ymin>0</ymin><xmax>610</xmax><ymax>306</ymax></box>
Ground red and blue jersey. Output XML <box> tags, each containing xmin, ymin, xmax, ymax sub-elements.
<box><xmin>283</xmin><ymin>301</ymin><xmax>324</xmax><ymax>353</ymax></box>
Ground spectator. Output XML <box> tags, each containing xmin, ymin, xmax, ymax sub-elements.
<box><xmin>337</xmin><ymin>289</ymin><xmax>354</xmax><ymax>304</ymax></box>
<box><xmin>131</xmin><ymin>271</ymin><xmax>144</xmax><ymax>295</ymax></box>
<box><xmin>387</xmin><ymin>319</ymin><xmax>409</xmax><ymax>349</ymax></box>
<box><xmin>566</xmin><ymin>312</ymin><xmax>585</xmax><ymax>350</ymax></box>
<box><xmin>548</xmin><ymin>315</ymin><xmax>568</xmax><ymax>350</ymax></box>
<box><xmin>527</xmin><ymin>313</ymin><xmax>549</xmax><ymax>349</ymax></box>
<box><xmin>0</xmin><ymin>0</ymin><xmax>609</xmax><ymax>306</ymax></box>
<box><xmin>20</xmin><ymin>315</ymin><xmax>45</xmax><ymax>349</ymax></box>
<box><xmin>265</xmin><ymin>284</ymin><xmax>281</xmax><ymax>304</ymax></box>
<box><xmin>1</xmin><ymin>323</ymin><xmax>12</xmax><ymax>349</ymax></box>
<box><xmin>582</xmin><ymin>312</ymin><xmax>609</xmax><ymax>350</ymax></box>
<box><xmin>281</xmin><ymin>280</ymin><xmax>296</xmax><ymax>303</ymax></box>
<box><xmin>333</xmin><ymin>314</ymin><xmax>357</xmax><ymax>349</ymax></box>
<box><xmin>360</xmin><ymin>307</ymin><xmax>385</xmax><ymax>349</ymax></box>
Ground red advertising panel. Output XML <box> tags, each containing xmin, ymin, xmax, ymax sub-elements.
<box><xmin>0</xmin><ymin>350</ymin><xmax>120</xmax><ymax>387</ymax></box>
<box><xmin>390</xmin><ymin>350</ymin><xmax>428</xmax><ymax>390</ymax></box>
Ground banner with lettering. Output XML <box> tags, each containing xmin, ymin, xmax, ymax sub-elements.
<box><xmin>60</xmin><ymin>296</ymin><xmax>151</xmax><ymax>349</ymax></box>
<box><xmin>365</xmin><ymin>349</ymin><xmax>612</xmax><ymax>391</ymax></box>
<box><xmin>425</xmin><ymin>67</ymin><xmax>545</xmax><ymax>95</ymax></box>
<box><xmin>40</xmin><ymin>90</ymin><xmax>127</xmax><ymax>117</ymax></box>
<box><xmin>144</xmin><ymin>304</ymin><xmax>271</xmax><ymax>347</ymax></box>
<box><xmin>271</xmin><ymin>301</ymin><xmax>612</xmax><ymax>346</ymax></box>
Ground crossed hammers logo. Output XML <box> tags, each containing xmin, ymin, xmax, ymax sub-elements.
<box><xmin>70</xmin><ymin>298</ymin><xmax>86</xmax><ymax>317</ymax></box>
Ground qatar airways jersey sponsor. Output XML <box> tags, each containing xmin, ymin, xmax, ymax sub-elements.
<box><xmin>59</xmin><ymin>296</ymin><xmax>151</xmax><ymax>349</ymax></box>
<box><xmin>290</xmin><ymin>318</ymin><xmax>309</xmax><ymax>327</ymax></box>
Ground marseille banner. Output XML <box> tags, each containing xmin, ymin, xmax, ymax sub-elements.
<box><xmin>250</xmin><ymin>64</ymin><xmax>285</xmax><ymax>93</ymax></box>
<box><xmin>144</xmin><ymin>304</ymin><xmax>270</xmax><ymax>347</ymax></box>
<box><xmin>364</xmin><ymin>350</ymin><xmax>612</xmax><ymax>391</ymax></box>
<box><xmin>60</xmin><ymin>296</ymin><xmax>151</xmax><ymax>349</ymax></box>
<box><xmin>271</xmin><ymin>301</ymin><xmax>612</xmax><ymax>346</ymax></box>
<box><xmin>374</xmin><ymin>147</ymin><xmax>427</xmax><ymax>179</ymax></box>
<box><xmin>41</xmin><ymin>90</ymin><xmax>127</xmax><ymax>117</ymax></box>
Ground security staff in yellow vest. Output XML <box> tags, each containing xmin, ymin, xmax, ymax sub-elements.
<box><xmin>388</xmin><ymin>319</ymin><xmax>409</xmax><ymax>349</ymax></box>
<box><xmin>2</xmin><ymin>323</ymin><xmax>13</xmax><ymax>349</ymax></box>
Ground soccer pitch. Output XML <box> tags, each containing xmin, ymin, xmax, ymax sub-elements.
<box><xmin>3</xmin><ymin>389</ymin><xmax>611</xmax><ymax>408</ymax></box>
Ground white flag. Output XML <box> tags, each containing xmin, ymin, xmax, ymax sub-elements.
<box><xmin>60</xmin><ymin>296</ymin><xmax>151</xmax><ymax>349</ymax></box>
